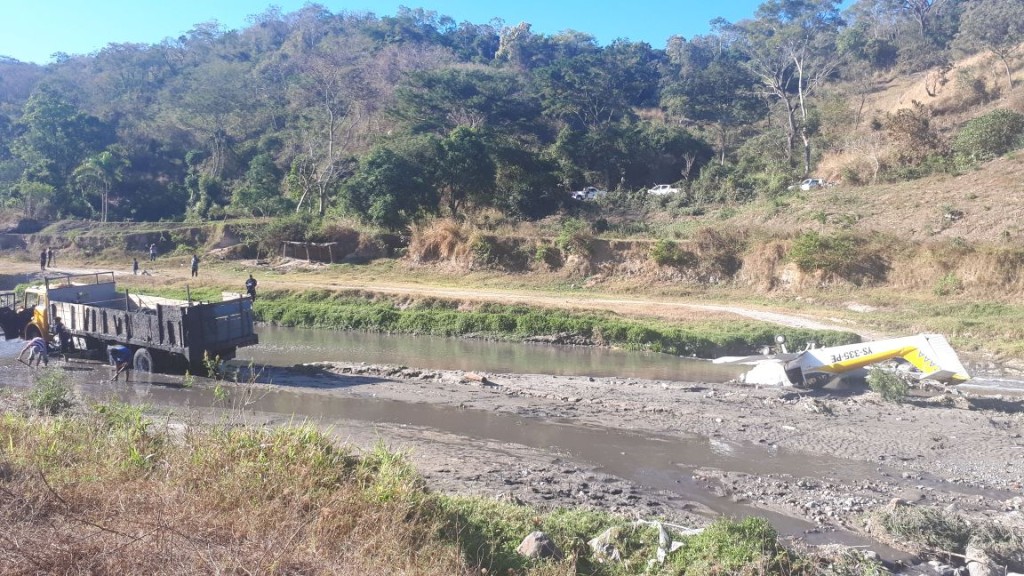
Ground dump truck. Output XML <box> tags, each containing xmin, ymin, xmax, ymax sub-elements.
<box><xmin>0</xmin><ymin>272</ymin><xmax>258</xmax><ymax>374</ymax></box>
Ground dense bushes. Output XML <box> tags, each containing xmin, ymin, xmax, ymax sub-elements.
<box><xmin>951</xmin><ymin>109</ymin><xmax>1024</xmax><ymax>171</ymax></box>
<box><xmin>650</xmin><ymin>239</ymin><xmax>696</xmax><ymax>267</ymax></box>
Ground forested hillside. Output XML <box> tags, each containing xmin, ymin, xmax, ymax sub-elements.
<box><xmin>1</xmin><ymin>0</ymin><xmax>1022</xmax><ymax>231</ymax></box>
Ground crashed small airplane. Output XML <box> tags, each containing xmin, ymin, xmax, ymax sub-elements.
<box><xmin>714</xmin><ymin>334</ymin><xmax>971</xmax><ymax>388</ymax></box>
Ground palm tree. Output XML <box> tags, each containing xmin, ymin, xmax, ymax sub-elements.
<box><xmin>73</xmin><ymin>147</ymin><xmax>129</xmax><ymax>222</ymax></box>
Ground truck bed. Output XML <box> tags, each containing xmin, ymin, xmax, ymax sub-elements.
<box><xmin>41</xmin><ymin>273</ymin><xmax>257</xmax><ymax>366</ymax></box>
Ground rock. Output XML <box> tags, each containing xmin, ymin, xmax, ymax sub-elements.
<box><xmin>516</xmin><ymin>531</ymin><xmax>563</xmax><ymax>560</ymax></box>
<box><xmin>587</xmin><ymin>527</ymin><xmax>622</xmax><ymax>563</ymax></box>
<box><xmin>462</xmin><ymin>372</ymin><xmax>495</xmax><ymax>386</ymax></box>
<box><xmin>966</xmin><ymin>543</ymin><xmax>994</xmax><ymax>576</ymax></box>
<box><xmin>888</xmin><ymin>498</ymin><xmax>908</xmax><ymax>510</ymax></box>
<box><xmin>926</xmin><ymin>559</ymin><xmax>957</xmax><ymax>575</ymax></box>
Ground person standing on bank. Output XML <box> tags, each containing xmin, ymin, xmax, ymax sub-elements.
<box><xmin>149</xmin><ymin>243</ymin><xmax>157</xmax><ymax>261</ymax></box>
<box><xmin>40</xmin><ymin>249</ymin><xmax>47</xmax><ymax>271</ymax></box>
<box><xmin>245</xmin><ymin>274</ymin><xmax>258</xmax><ymax>302</ymax></box>
<box><xmin>47</xmin><ymin>247</ymin><xmax>54</xmax><ymax>267</ymax></box>
<box><xmin>190</xmin><ymin>253</ymin><xmax>200</xmax><ymax>278</ymax></box>
<box><xmin>133</xmin><ymin>257</ymin><xmax>139</xmax><ymax>275</ymax></box>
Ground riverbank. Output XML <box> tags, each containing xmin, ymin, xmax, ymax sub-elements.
<box><xmin>2</xmin><ymin>258</ymin><xmax>1023</xmax><ymax>571</ymax></box>
<box><xmin>244</xmin><ymin>361</ymin><xmax>1024</xmax><ymax>569</ymax></box>
<box><xmin>1</xmin><ymin>338</ymin><xmax>1022</xmax><ymax>572</ymax></box>
<box><xmin>0</xmin><ymin>368</ymin><xmax>893</xmax><ymax>575</ymax></box>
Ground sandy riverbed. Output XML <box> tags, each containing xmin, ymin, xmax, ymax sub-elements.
<box><xmin>233</xmin><ymin>361</ymin><xmax>1024</xmax><ymax>558</ymax></box>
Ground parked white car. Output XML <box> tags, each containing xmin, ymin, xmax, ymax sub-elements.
<box><xmin>572</xmin><ymin>186</ymin><xmax>607</xmax><ymax>201</ymax></box>
<box><xmin>647</xmin><ymin>184</ymin><xmax>680</xmax><ymax>195</ymax></box>
<box><xmin>799</xmin><ymin>178</ymin><xmax>825</xmax><ymax>191</ymax></box>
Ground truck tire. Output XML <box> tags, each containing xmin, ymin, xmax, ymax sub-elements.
<box><xmin>24</xmin><ymin>324</ymin><xmax>42</xmax><ymax>341</ymax></box>
<box><xmin>133</xmin><ymin>348</ymin><xmax>154</xmax><ymax>373</ymax></box>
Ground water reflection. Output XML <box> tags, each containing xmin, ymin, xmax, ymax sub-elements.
<box><xmin>239</xmin><ymin>325</ymin><xmax>746</xmax><ymax>382</ymax></box>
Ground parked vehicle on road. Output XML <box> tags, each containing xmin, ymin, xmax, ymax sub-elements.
<box><xmin>647</xmin><ymin>184</ymin><xmax>680</xmax><ymax>195</ymax></box>
<box><xmin>571</xmin><ymin>186</ymin><xmax>607</xmax><ymax>201</ymax></box>
<box><xmin>798</xmin><ymin>178</ymin><xmax>825</xmax><ymax>191</ymax></box>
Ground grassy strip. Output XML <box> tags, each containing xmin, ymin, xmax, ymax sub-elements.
<box><xmin>251</xmin><ymin>289</ymin><xmax>859</xmax><ymax>357</ymax></box>
<box><xmin>1</xmin><ymin>375</ymin><xmax>875</xmax><ymax>575</ymax></box>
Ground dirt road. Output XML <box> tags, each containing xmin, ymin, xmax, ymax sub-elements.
<box><xmin>5</xmin><ymin>259</ymin><xmax>870</xmax><ymax>336</ymax></box>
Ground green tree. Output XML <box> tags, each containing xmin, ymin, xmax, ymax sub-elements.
<box><xmin>728</xmin><ymin>0</ymin><xmax>845</xmax><ymax>174</ymax></box>
<box><xmin>14</xmin><ymin>180</ymin><xmax>55</xmax><ymax>219</ymax></box>
<box><xmin>433</xmin><ymin>126</ymin><xmax>495</xmax><ymax>218</ymax></box>
<box><xmin>340</xmin><ymin>142</ymin><xmax>437</xmax><ymax>229</ymax></box>
<box><xmin>954</xmin><ymin>0</ymin><xmax>1024</xmax><ymax>92</ymax></box>
<box><xmin>10</xmin><ymin>86</ymin><xmax>114</xmax><ymax>215</ymax></box>
<box><xmin>532</xmin><ymin>37</ymin><xmax>647</xmax><ymax>131</ymax></box>
<box><xmin>491</xmin><ymin>146</ymin><xmax>561</xmax><ymax>219</ymax></box>
<box><xmin>72</xmin><ymin>146</ymin><xmax>130</xmax><ymax>222</ymax></box>
<box><xmin>232</xmin><ymin>153</ymin><xmax>292</xmax><ymax>216</ymax></box>
<box><xmin>663</xmin><ymin>36</ymin><xmax>764</xmax><ymax>165</ymax></box>
<box><xmin>392</xmin><ymin>67</ymin><xmax>539</xmax><ymax>135</ymax></box>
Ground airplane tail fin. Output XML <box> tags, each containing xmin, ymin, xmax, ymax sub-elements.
<box><xmin>901</xmin><ymin>334</ymin><xmax>970</xmax><ymax>383</ymax></box>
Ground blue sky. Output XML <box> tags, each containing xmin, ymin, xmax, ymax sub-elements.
<box><xmin>1</xmin><ymin>0</ymin><xmax>813</xmax><ymax>65</ymax></box>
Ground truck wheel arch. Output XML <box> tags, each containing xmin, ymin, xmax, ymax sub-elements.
<box><xmin>133</xmin><ymin>348</ymin><xmax>154</xmax><ymax>373</ymax></box>
<box><xmin>24</xmin><ymin>323</ymin><xmax>42</xmax><ymax>341</ymax></box>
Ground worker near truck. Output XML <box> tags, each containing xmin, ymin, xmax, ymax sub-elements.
<box><xmin>18</xmin><ymin>337</ymin><xmax>49</xmax><ymax>367</ymax></box>
<box><xmin>52</xmin><ymin>316</ymin><xmax>73</xmax><ymax>353</ymax></box>
<box><xmin>245</xmin><ymin>274</ymin><xmax>257</xmax><ymax>301</ymax></box>
<box><xmin>108</xmin><ymin>345</ymin><xmax>132</xmax><ymax>381</ymax></box>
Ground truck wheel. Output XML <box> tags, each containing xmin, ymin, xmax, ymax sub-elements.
<box><xmin>24</xmin><ymin>324</ymin><xmax>42</xmax><ymax>340</ymax></box>
<box><xmin>133</xmin><ymin>348</ymin><xmax>154</xmax><ymax>373</ymax></box>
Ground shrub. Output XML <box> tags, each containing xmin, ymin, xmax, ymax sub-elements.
<box><xmin>407</xmin><ymin>219</ymin><xmax>469</xmax><ymax>263</ymax></box>
<box><xmin>650</xmin><ymin>239</ymin><xmax>696</xmax><ymax>267</ymax></box>
<box><xmin>877</xmin><ymin>506</ymin><xmax>971</xmax><ymax>554</ymax></box>
<box><xmin>884</xmin><ymin>101</ymin><xmax>945</xmax><ymax>166</ymax></box>
<box><xmin>469</xmin><ymin>236</ymin><xmax>498</xmax><ymax>266</ymax></box>
<box><xmin>933</xmin><ymin>272</ymin><xmax>963</xmax><ymax>296</ymax></box>
<box><xmin>533</xmin><ymin>245</ymin><xmax>560</xmax><ymax>269</ymax></box>
<box><xmin>951</xmin><ymin>109</ymin><xmax>1024</xmax><ymax>171</ymax></box>
<box><xmin>866</xmin><ymin>366</ymin><xmax>909</xmax><ymax>404</ymax></box>
<box><xmin>27</xmin><ymin>369</ymin><xmax>75</xmax><ymax>415</ymax></box>
<box><xmin>555</xmin><ymin>217</ymin><xmax>593</xmax><ymax>256</ymax></box>
<box><xmin>788</xmin><ymin>231</ymin><xmax>859</xmax><ymax>277</ymax></box>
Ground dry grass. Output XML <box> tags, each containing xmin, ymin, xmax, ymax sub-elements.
<box><xmin>407</xmin><ymin>218</ymin><xmax>472</xmax><ymax>265</ymax></box>
<box><xmin>0</xmin><ymin>406</ymin><xmax>470</xmax><ymax>575</ymax></box>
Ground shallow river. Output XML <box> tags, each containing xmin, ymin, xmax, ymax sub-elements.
<box><xmin>0</xmin><ymin>327</ymin><xmax>1017</xmax><ymax>555</ymax></box>
<box><xmin>237</xmin><ymin>325</ymin><xmax>748</xmax><ymax>382</ymax></box>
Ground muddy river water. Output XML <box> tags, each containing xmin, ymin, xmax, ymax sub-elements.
<box><xmin>1</xmin><ymin>327</ymin><xmax>1018</xmax><ymax>557</ymax></box>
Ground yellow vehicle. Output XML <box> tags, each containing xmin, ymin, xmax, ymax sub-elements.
<box><xmin>0</xmin><ymin>272</ymin><xmax>258</xmax><ymax>374</ymax></box>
